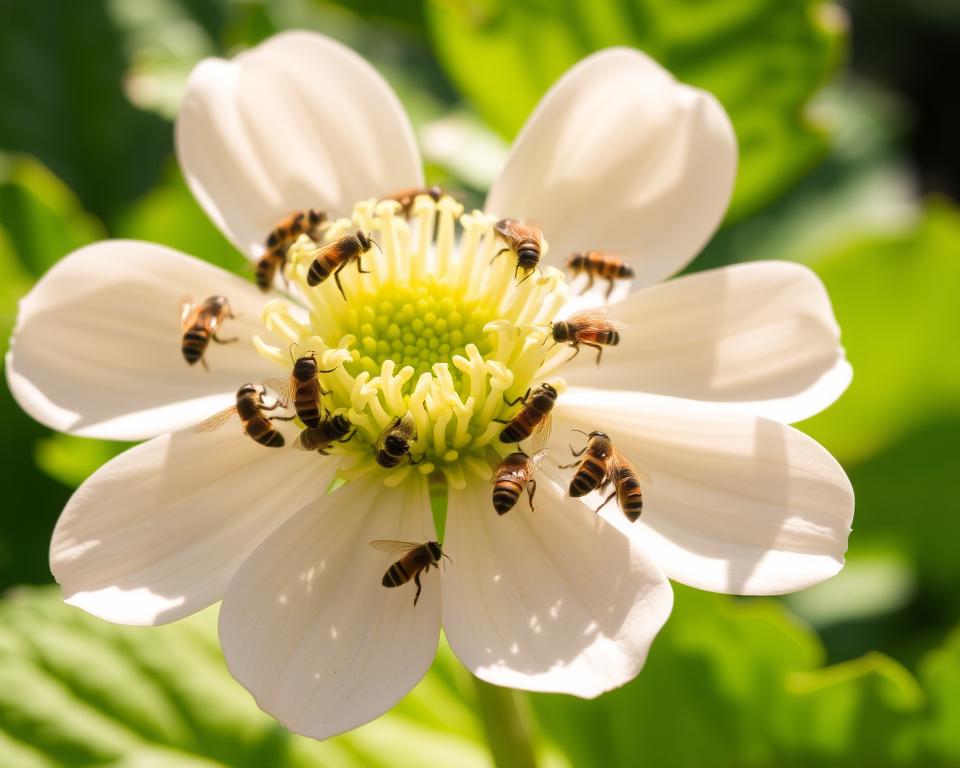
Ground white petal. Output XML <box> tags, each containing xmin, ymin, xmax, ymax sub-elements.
<box><xmin>6</xmin><ymin>240</ymin><xmax>274</xmax><ymax>440</ymax></box>
<box><xmin>551</xmin><ymin>388</ymin><xmax>855</xmax><ymax>595</ymax></box>
<box><xmin>554</xmin><ymin>262</ymin><xmax>852</xmax><ymax>423</ymax></box>
<box><xmin>442</xmin><ymin>478</ymin><xmax>672</xmax><ymax>697</ymax></box>
<box><xmin>219</xmin><ymin>475</ymin><xmax>439</xmax><ymax>740</ymax></box>
<box><xmin>486</xmin><ymin>48</ymin><xmax>736</xmax><ymax>289</ymax></box>
<box><xmin>176</xmin><ymin>31</ymin><xmax>423</xmax><ymax>259</ymax></box>
<box><xmin>51</xmin><ymin>423</ymin><xmax>337</xmax><ymax>626</ymax></box>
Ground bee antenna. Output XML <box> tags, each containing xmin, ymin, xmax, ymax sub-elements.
<box><xmin>288</xmin><ymin>341</ymin><xmax>299</xmax><ymax>363</ymax></box>
<box><xmin>571</xmin><ymin>428</ymin><xmax>590</xmax><ymax>437</ymax></box>
<box><xmin>369</xmin><ymin>237</ymin><xmax>384</xmax><ymax>257</ymax></box>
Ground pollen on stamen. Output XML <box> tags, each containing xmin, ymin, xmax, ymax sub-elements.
<box><xmin>251</xmin><ymin>193</ymin><xmax>573</xmax><ymax>485</ymax></box>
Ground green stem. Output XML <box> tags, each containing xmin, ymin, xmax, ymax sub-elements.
<box><xmin>472</xmin><ymin>677</ymin><xmax>539</xmax><ymax>768</ymax></box>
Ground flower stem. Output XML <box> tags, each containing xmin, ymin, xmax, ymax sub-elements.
<box><xmin>472</xmin><ymin>677</ymin><xmax>539</xmax><ymax>768</ymax></box>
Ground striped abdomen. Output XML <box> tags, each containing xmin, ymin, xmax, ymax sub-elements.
<box><xmin>493</xmin><ymin>475</ymin><xmax>524</xmax><ymax>514</ymax></box>
<box><xmin>181</xmin><ymin>325</ymin><xmax>209</xmax><ymax>365</ymax></box>
<box><xmin>306</xmin><ymin>252</ymin><xmax>337</xmax><ymax>286</ymax></box>
<box><xmin>382</xmin><ymin>548</ymin><xmax>432</xmax><ymax>587</ymax></box>
<box><xmin>578</xmin><ymin>328</ymin><xmax>620</xmax><ymax>347</ymax></box>
<box><xmin>614</xmin><ymin>466</ymin><xmax>644</xmax><ymax>521</ymax></box>
<box><xmin>569</xmin><ymin>455</ymin><xmax>607</xmax><ymax>497</ymax></box>
<box><xmin>293</xmin><ymin>381</ymin><xmax>322</xmax><ymax>428</ymax></box>
<box><xmin>255</xmin><ymin>249</ymin><xmax>284</xmax><ymax>290</ymax></box>
<box><xmin>499</xmin><ymin>388</ymin><xmax>556</xmax><ymax>444</ymax></box>
<box><xmin>237</xmin><ymin>391</ymin><xmax>284</xmax><ymax>448</ymax></box>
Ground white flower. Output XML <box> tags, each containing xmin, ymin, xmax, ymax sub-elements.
<box><xmin>5</xmin><ymin>32</ymin><xmax>854</xmax><ymax>740</ymax></box>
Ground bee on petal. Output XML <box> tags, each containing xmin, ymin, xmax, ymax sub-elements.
<box><xmin>371</xmin><ymin>540</ymin><xmax>450</xmax><ymax>606</ymax></box>
<box><xmin>194</xmin><ymin>384</ymin><xmax>294</xmax><ymax>448</ymax></box>
<box><xmin>487</xmin><ymin>446</ymin><xmax>551</xmax><ymax>515</ymax></box>
<box><xmin>179</xmin><ymin>295</ymin><xmax>237</xmax><ymax>370</ymax></box>
<box><xmin>256</xmin><ymin>209</ymin><xmax>327</xmax><ymax>291</ymax></box>
<box><xmin>561</xmin><ymin>430</ymin><xmax>651</xmax><ymax>522</ymax></box>
<box><xmin>550</xmin><ymin>308</ymin><xmax>627</xmax><ymax>365</ymax></box>
<box><xmin>496</xmin><ymin>383</ymin><xmax>557</xmax><ymax>449</ymax></box>
<box><xmin>566</xmin><ymin>251</ymin><xmax>634</xmax><ymax>300</ymax></box>
<box><xmin>494</xmin><ymin>219</ymin><xmax>543</xmax><ymax>284</ymax></box>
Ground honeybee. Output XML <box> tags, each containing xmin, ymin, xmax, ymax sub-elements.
<box><xmin>496</xmin><ymin>383</ymin><xmax>557</xmax><ymax>447</ymax></box>
<box><xmin>194</xmin><ymin>384</ymin><xmax>294</xmax><ymax>448</ymax></box>
<box><xmin>256</xmin><ymin>209</ymin><xmax>327</xmax><ymax>290</ymax></box>
<box><xmin>295</xmin><ymin>414</ymin><xmax>356</xmax><ymax>453</ymax></box>
<box><xmin>384</xmin><ymin>185</ymin><xmax>444</xmax><ymax>216</ymax></box>
<box><xmin>487</xmin><ymin>446</ymin><xmax>550</xmax><ymax>515</ymax></box>
<box><xmin>306</xmin><ymin>230</ymin><xmax>376</xmax><ymax>299</ymax></box>
<box><xmin>560</xmin><ymin>430</ymin><xmax>651</xmax><ymax>521</ymax></box>
<box><xmin>494</xmin><ymin>219</ymin><xmax>543</xmax><ymax>283</ymax></box>
<box><xmin>263</xmin><ymin>351</ymin><xmax>336</xmax><ymax>429</ymax></box>
<box><xmin>550</xmin><ymin>309</ymin><xmax>626</xmax><ymax>365</ymax></box>
<box><xmin>566</xmin><ymin>251</ymin><xmax>635</xmax><ymax>299</ymax></box>
<box><xmin>375</xmin><ymin>413</ymin><xmax>422</xmax><ymax>468</ymax></box>
<box><xmin>179</xmin><ymin>295</ymin><xmax>237</xmax><ymax>370</ymax></box>
<box><xmin>371</xmin><ymin>539</ymin><xmax>450</xmax><ymax>606</ymax></box>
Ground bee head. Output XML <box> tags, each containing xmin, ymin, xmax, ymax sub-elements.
<box><xmin>331</xmin><ymin>414</ymin><xmax>351</xmax><ymax>435</ymax></box>
<box><xmin>356</xmin><ymin>230</ymin><xmax>371</xmax><ymax>250</ymax></box>
<box><xmin>208</xmin><ymin>295</ymin><xmax>229</xmax><ymax>310</ymax></box>
<box><xmin>517</xmin><ymin>247</ymin><xmax>540</xmax><ymax>269</ymax></box>
<box><xmin>427</xmin><ymin>185</ymin><xmax>443</xmax><ymax>201</ymax></box>
<box><xmin>237</xmin><ymin>383</ymin><xmax>258</xmax><ymax>397</ymax></box>
<box><xmin>540</xmin><ymin>383</ymin><xmax>558</xmax><ymax>399</ymax></box>
<box><xmin>551</xmin><ymin>322</ymin><xmax>568</xmax><ymax>343</ymax></box>
<box><xmin>566</xmin><ymin>253</ymin><xmax>584</xmax><ymax>271</ymax></box>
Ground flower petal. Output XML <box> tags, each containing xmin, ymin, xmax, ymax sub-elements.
<box><xmin>551</xmin><ymin>388</ymin><xmax>855</xmax><ymax>596</ymax></box>
<box><xmin>176</xmin><ymin>31</ymin><xmax>423</xmax><ymax>259</ymax></box>
<box><xmin>219</xmin><ymin>475</ymin><xmax>438</xmax><ymax>740</ymax></box>
<box><xmin>6</xmin><ymin>240</ymin><xmax>275</xmax><ymax>440</ymax></box>
<box><xmin>485</xmin><ymin>48</ymin><xmax>736</xmax><ymax>288</ymax></box>
<box><xmin>51</xmin><ymin>423</ymin><xmax>337</xmax><ymax>626</ymax></box>
<box><xmin>554</xmin><ymin>261</ymin><xmax>852</xmax><ymax>423</ymax></box>
<box><xmin>442</xmin><ymin>477</ymin><xmax>672</xmax><ymax>698</ymax></box>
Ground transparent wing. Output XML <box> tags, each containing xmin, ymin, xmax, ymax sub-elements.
<box><xmin>528</xmin><ymin>448</ymin><xmax>552</xmax><ymax>474</ymax></box>
<box><xmin>486</xmin><ymin>444</ymin><xmax>505</xmax><ymax>481</ymax></box>
<box><xmin>566</xmin><ymin>309</ymin><xmax>629</xmax><ymax>332</ymax></box>
<box><xmin>179</xmin><ymin>295</ymin><xmax>197</xmax><ymax>329</ymax></box>
<box><xmin>193</xmin><ymin>406</ymin><xmax>237</xmax><ymax>433</ymax></box>
<box><xmin>610</xmin><ymin>448</ymin><xmax>653</xmax><ymax>486</ymax></box>
<box><xmin>369</xmin><ymin>540</ymin><xmax>419</xmax><ymax>555</ymax></box>
<box><xmin>261</xmin><ymin>376</ymin><xmax>292</xmax><ymax>403</ymax></box>
<box><xmin>525</xmin><ymin>412</ymin><xmax>553</xmax><ymax>454</ymax></box>
<box><xmin>375</xmin><ymin>416</ymin><xmax>401</xmax><ymax>449</ymax></box>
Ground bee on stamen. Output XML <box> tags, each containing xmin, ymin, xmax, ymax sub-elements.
<box><xmin>566</xmin><ymin>251</ymin><xmax>635</xmax><ymax>300</ymax></box>
<box><xmin>306</xmin><ymin>230</ymin><xmax>378</xmax><ymax>300</ymax></box>
<box><xmin>487</xmin><ymin>446</ymin><xmax>551</xmax><ymax>515</ymax></box>
<box><xmin>375</xmin><ymin>413</ymin><xmax>423</xmax><ymax>468</ymax></box>
<box><xmin>560</xmin><ymin>430</ymin><xmax>651</xmax><ymax>521</ymax></box>
<box><xmin>262</xmin><ymin>349</ymin><xmax>338</xmax><ymax>429</ymax></box>
<box><xmin>550</xmin><ymin>309</ymin><xmax>626</xmax><ymax>365</ymax></box>
<box><xmin>371</xmin><ymin>540</ymin><xmax>450</xmax><ymax>606</ymax></box>
<box><xmin>194</xmin><ymin>383</ymin><xmax>295</xmax><ymax>448</ymax></box>
<box><xmin>495</xmin><ymin>383</ymin><xmax>557</xmax><ymax>448</ymax></box>
<box><xmin>383</xmin><ymin>185</ymin><xmax>444</xmax><ymax>217</ymax></box>
<box><xmin>256</xmin><ymin>209</ymin><xmax>327</xmax><ymax>291</ymax></box>
<box><xmin>295</xmin><ymin>414</ymin><xmax>356</xmax><ymax>454</ymax></box>
<box><xmin>493</xmin><ymin>219</ymin><xmax>543</xmax><ymax>284</ymax></box>
<box><xmin>179</xmin><ymin>295</ymin><xmax>237</xmax><ymax>370</ymax></box>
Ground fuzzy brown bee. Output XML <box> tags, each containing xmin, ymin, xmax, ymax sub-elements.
<box><xmin>384</xmin><ymin>185</ymin><xmax>444</xmax><ymax>217</ymax></box>
<box><xmin>295</xmin><ymin>414</ymin><xmax>355</xmax><ymax>453</ymax></box>
<box><xmin>561</xmin><ymin>430</ymin><xmax>650</xmax><ymax>522</ymax></box>
<box><xmin>179</xmin><ymin>295</ymin><xmax>237</xmax><ymax>370</ymax></box>
<box><xmin>487</xmin><ymin>446</ymin><xmax>550</xmax><ymax>515</ymax></box>
<box><xmin>263</xmin><ymin>351</ymin><xmax>337</xmax><ymax>429</ymax></box>
<box><xmin>496</xmin><ymin>383</ymin><xmax>557</xmax><ymax>447</ymax></box>
<box><xmin>494</xmin><ymin>219</ymin><xmax>543</xmax><ymax>283</ymax></box>
<box><xmin>566</xmin><ymin>251</ymin><xmax>635</xmax><ymax>299</ymax></box>
<box><xmin>306</xmin><ymin>230</ymin><xmax>376</xmax><ymax>299</ymax></box>
<box><xmin>550</xmin><ymin>309</ymin><xmax>627</xmax><ymax>365</ymax></box>
<box><xmin>371</xmin><ymin>540</ymin><xmax>450</xmax><ymax>606</ymax></box>
<box><xmin>194</xmin><ymin>384</ymin><xmax>294</xmax><ymax>448</ymax></box>
<box><xmin>375</xmin><ymin>413</ymin><xmax>422</xmax><ymax>468</ymax></box>
<box><xmin>256</xmin><ymin>209</ymin><xmax>327</xmax><ymax>291</ymax></box>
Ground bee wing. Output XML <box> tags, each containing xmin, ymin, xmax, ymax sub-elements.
<box><xmin>527</xmin><ymin>448</ymin><xmax>552</xmax><ymax>473</ymax></box>
<box><xmin>261</xmin><ymin>377</ymin><xmax>292</xmax><ymax>403</ymax></box>
<box><xmin>375</xmin><ymin>416</ymin><xmax>402</xmax><ymax>449</ymax></box>
<box><xmin>526</xmin><ymin>411</ymin><xmax>553</xmax><ymax>454</ymax></box>
<box><xmin>398</xmin><ymin>412</ymin><xmax>417</xmax><ymax>439</ymax></box>
<box><xmin>609</xmin><ymin>448</ymin><xmax>653</xmax><ymax>486</ymax></box>
<box><xmin>311</xmin><ymin>234</ymin><xmax>358</xmax><ymax>262</ymax></box>
<box><xmin>179</xmin><ymin>295</ymin><xmax>198</xmax><ymax>329</ymax></box>
<box><xmin>566</xmin><ymin>309</ymin><xmax>629</xmax><ymax>332</ymax></box>
<box><xmin>193</xmin><ymin>406</ymin><xmax>238</xmax><ymax>433</ymax></box>
<box><xmin>369</xmin><ymin>540</ymin><xmax>419</xmax><ymax>556</ymax></box>
<box><xmin>495</xmin><ymin>219</ymin><xmax>542</xmax><ymax>245</ymax></box>
<box><xmin>486</xmin><ymin>444</ymin><xmax>505</xmax><ymax>480</ymax></box>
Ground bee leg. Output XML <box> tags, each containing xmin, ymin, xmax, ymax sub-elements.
<box><xmin>582</xmin><ymin>341</ymin><xmax>604</xmax><ymax>366</ymax></box>
<box><xmin>333</xmin><ymin>262</ymin><xmax>348</xmax><ymax>301</ymax></box>
<box><xmin>503</xmin><ymin>388</ymin><xmax>531</xmax><ymax>407</ymax></box>
<box><xmin>408</xmin><ymin>453</ymin><xmax>426</xmax><ymax>465</ymax></box>
<box><xmin>492</xmin><ymin>417</ymin><xmax>510</xmax><ymax>424</ymax></box>
<box><xmin>526</xmin><ymin>479</ymin><xmax>537</xmax><ymax>512</ymax></box>
<box><xmin>491</xmin><ymin>248</ymin><xmax>509</xmax><ymax>265</ymax></box>
<box><xmin>605</xmin><ymin>278</ymin><xmax>616</xmax><ymax>301</ymax></box>
<box><xmin>268</xmin><ymin>414</ymin><xmax>296</xmax><ymax>422</ymax></box>
<box><xmin>595</xmin><ymin>489</ymin><xmax>617</xmax><ymax>514</ymax></box>
<box><xmin>212</xmin><ymin>333</ymin><xmax>239</xmax><ymax>345</ymax></box>
<box><xmin>585</xmin><ymin>273</ymin><xmax>595</xmax><ymax>293</ymax></box>
<box><xmin>318</xmin><ymin>448</ymin><xmax>330</xmax><ymax>455</ymax></box>
<box><xmin>413</xmin><ymin>572</ymin><xmax>423</xmax><ymax>606</ymax></box>
<box><xmin>356</xmin><ymin>254</ymin><xmax>371</xmax><ymax>274</ymax></box>
<box><xmin>566</xmin><ymin>342</ymin><xmax>581</xmax><ymax>362</ymax></box>
<box><xmin>516</xmin><ymin>267</ymin><xmax>534</xmax><ymax>285</ymax></box>
<box><xmin>339</xmin><ymin>430</ymin><xmax>358</xmax><ymax>443</ymax></box>
<box><xmin>200</xmin><ymin>356</ymin><xmax>209</xmax><ymax>372</ymax></box>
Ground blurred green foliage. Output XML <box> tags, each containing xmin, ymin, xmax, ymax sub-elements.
<box><xmin>0</xmin><ymin>0</ymin><xmax>958</xmax><ymax>766</ymax></box>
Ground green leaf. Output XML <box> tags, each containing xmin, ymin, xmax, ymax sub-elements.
<box><xmin>425</xmin><ymin>0</ymin><xmax>844</xmax><ymax>220</ymax></box>
<box><xmin>0</xmin><ymin>0</ymin><xmax>171</xmax><ymax>226</ymax></box>
<box><xmin>918</xmin><ymin>624</ymin><xmax>960</xmax><ymax>765</ymax></box>
<box><xmin>0</xmin><ymin>588</ymin><xmax>491</xmax><ymax>768</ymax></box>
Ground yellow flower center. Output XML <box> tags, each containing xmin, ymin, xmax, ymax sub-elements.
<box><xmin>252</xmin><ymin>194</ymin><xmax>570</xmax><ymax>488</ymax></box>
